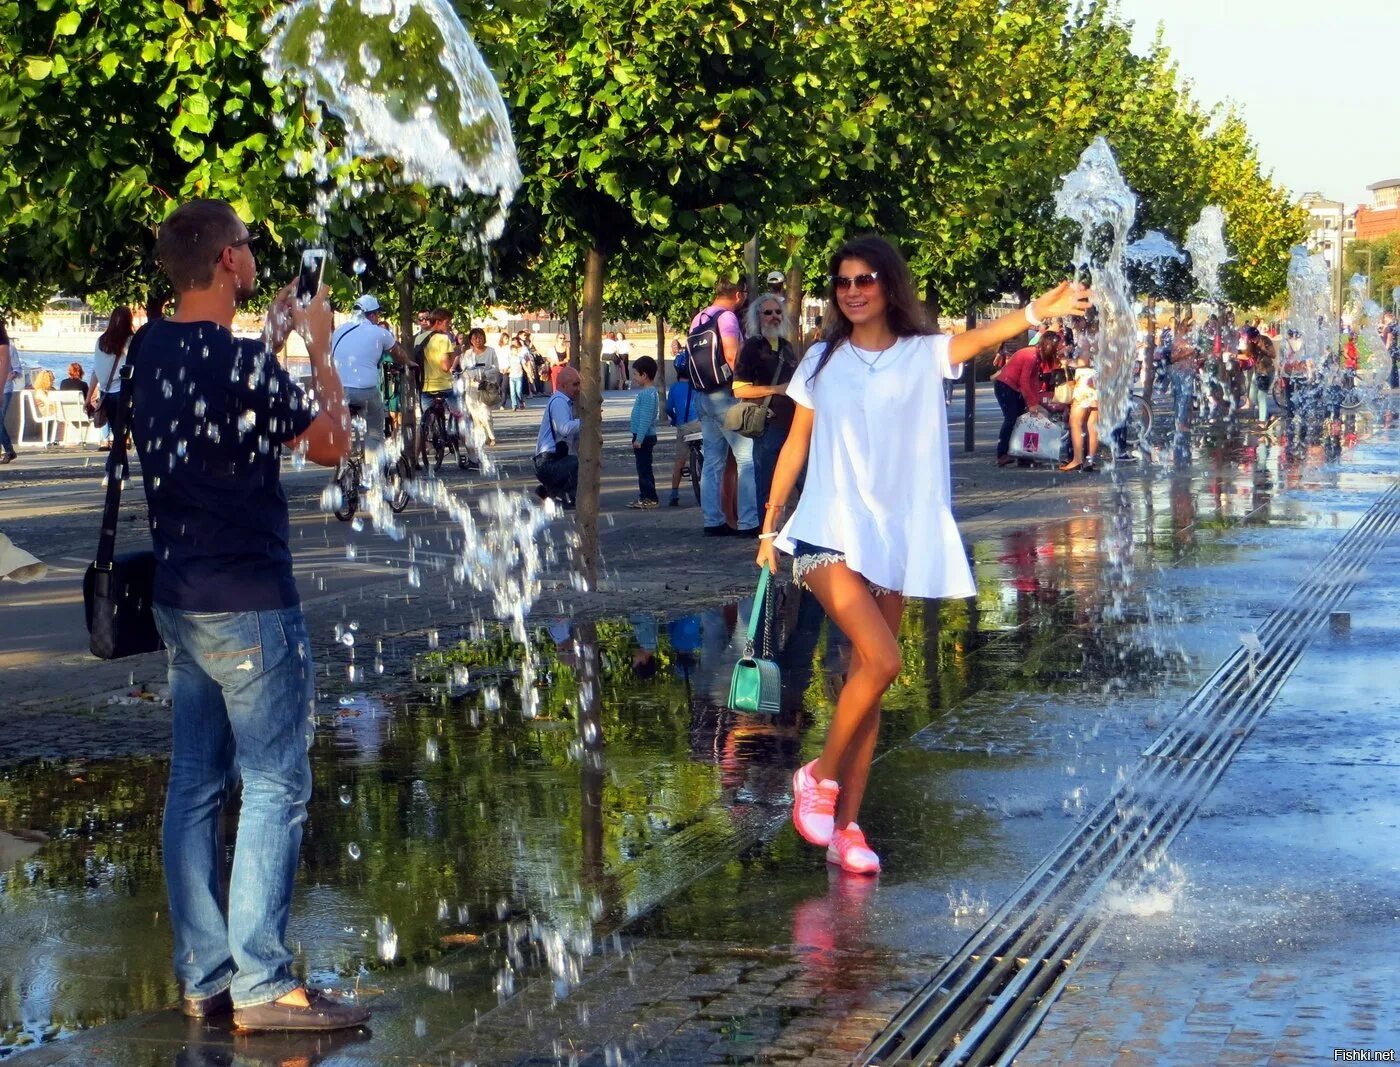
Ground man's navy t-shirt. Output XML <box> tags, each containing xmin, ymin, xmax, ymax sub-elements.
<box><xmin>130</xmin><ymin>319</ymin><xmax>315</xmax><ymax>612</ymax></box>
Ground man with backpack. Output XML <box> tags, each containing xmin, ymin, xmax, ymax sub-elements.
<box><xmin>687</xmin><ymin>278</ymin><xmax>758</xmax><ymax>537</ymax></box>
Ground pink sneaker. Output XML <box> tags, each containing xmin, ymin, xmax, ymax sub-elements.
<box><xmin>827</xmin><ymin>823</ymin><xmax>881</xmax><ymax>874</ymax></box>
<box><xmin>791</xmin><ymin>760</ymin><xmax>839</xmax><ymax>846</ymax></box>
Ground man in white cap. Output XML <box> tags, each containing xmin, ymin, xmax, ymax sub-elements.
<box><xmin>329</xmin><ymin>295</ymin><xmax>406</xmax><ymax>456</ymax></box>
<box><xmin>765</xmin><ymin>270</ymin><xmax>786</xmax><ymax>295</ymax></box>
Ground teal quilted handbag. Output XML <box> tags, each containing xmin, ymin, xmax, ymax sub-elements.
<box><xmin>728</xmin><ymin>566</ymin><xmax>782</xmax><ymax>715</ymax></box>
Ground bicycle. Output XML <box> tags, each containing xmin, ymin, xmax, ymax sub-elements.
<box><xmin>419</xmin><ymin>392</ymin><xmax>474</xmax><ymax>474</ymax></box>
<box><xmin>330</xmin><ymin>402</ymin><xmax>411</xmax><ymax>522</ymax></box>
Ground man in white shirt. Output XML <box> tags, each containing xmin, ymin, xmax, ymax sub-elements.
<box><xmin>330</xmin><ymin>295</ymin><xmax>404</xmax><ymax>454</ymax></box>
<box><xmin>534</xmin><ymin>366</ymin><xmax>581</xmax><ymax>507</ymax></box>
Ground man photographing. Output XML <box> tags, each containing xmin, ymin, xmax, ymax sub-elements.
<box><xmin>129</xmin><ymin>198</ymin><xmax>367</xmax><ymax>1032</ymax></box>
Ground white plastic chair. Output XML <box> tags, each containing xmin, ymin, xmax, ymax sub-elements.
<box><xmin>53</xmin><ymin>391</ymin><xmax>95</xmax><ymax>445</ymax></box>
<box><xmin>19</xmin><ymin>390</ymin><xmax>59</xmax><ymax>445</ymax></box>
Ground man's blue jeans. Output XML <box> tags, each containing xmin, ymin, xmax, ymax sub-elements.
<box><xmin>153</xmin><ymin>605</ymin><xmax>315</xmax><ymax>1009</ymax></box>
<box><xmin>696</xmin><ymin>390</ymin><xmax>758</xmax><ymax>530</ymax></box>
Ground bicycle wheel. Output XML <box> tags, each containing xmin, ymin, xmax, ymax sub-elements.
<box><xmin>688</xmin><ymin>440</ymin><xmax>703</xmax><ymax>505</ymax></box>
<box><xmin>333</xmin><ymin>461</ymin><xmax>358</xmax><ymax>521</ymax></box>
<box><xmin>1339</xmin><ymin>387</ymin><xmax>1364</xmax><ymax>411</ymax></box>
<box><xmin>1123</xmin><ymin>394</ymin><xmax>1152</xmax><ymax>448</ymax></box>
<box><xmin>388</xmin><ymin>454</ymin><xmax>412</xmax><ymax>513</ymax></box>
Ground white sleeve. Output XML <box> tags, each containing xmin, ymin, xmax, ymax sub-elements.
<box><xmin>785</xmin><ymin>343</ymin><xmax>826</xmax><ymax>410</ymax></box>
<box><xmin>378</xmin><ymin>325</ymin><xmax>397</xmax><ymax>351</ymax></box>
<box><xmin>932</xmin><ymin>333</ymin><xmax>962</xmax><ymax>381</ymax></box>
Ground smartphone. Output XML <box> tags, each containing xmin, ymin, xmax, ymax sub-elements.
<box><xmin>296</xmin><ymin>248</ymin><xmax>327</xmax><ymax>304</ymax></box>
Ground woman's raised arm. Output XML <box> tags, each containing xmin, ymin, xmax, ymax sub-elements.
<box><xmin>948</xmin><ymin>282</ymin><xmax>1092</xmax><ymax>366</ymax></box>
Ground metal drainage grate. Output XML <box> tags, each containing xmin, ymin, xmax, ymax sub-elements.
<box><xmin>859</xmin><ymin>481</ymin><xmax>1400</xmax><ymax>1066</ymax></box>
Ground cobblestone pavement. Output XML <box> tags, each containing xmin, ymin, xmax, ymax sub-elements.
<box><xmin>1016</xmin><ymin>529</ymin><xmax>1400</xmax><ymax>1066</ymax></box>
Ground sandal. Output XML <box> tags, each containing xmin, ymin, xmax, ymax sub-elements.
<box><xmin>1059</xmin><ymin>461</ymin><xmax>1082</xmax><ymax>472</ymax></box>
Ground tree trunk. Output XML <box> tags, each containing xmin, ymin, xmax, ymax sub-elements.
<box><xmin>575</xmin><ymin>621</ymin><xmax>605</xmax><ymax>887</ymax></box>
<box><xmin>964</xmin><ymin>303</ymin><xmax>977</xmax><ymax>453</ymax></box>
<box><xmin>655</xmin><ymin>314</ymin><xmax>666</xmax><ymax>390</ymax></box>
<box><xmin>744</xmin><ymin>232</ymin><xmax>760</xmax><ymax>295</ymax></box>
<box><xmin>785</xmin><ymin>234</ymin><xmax>804</xmax><ymax>353</ymax></box>
<box><xmin>145</xmin><ymin>280</ymin><xmax>170</xmax><ymax>322</ymax></box>
<box><xmin>397</xmin><ymin>269</ymin><xmax>419</xmax><ymax>459</ymax></box>
<box><xmin>577</xmin><ymin>245</ymin><xmax>607</xmax><ymax>589</ymax></box>
<box><xmin>566</xmin><ymin>292</ymin><xmax>582</xmax><ymax>362</ymax></box>
<box><xmin>923</xmin><ymin>280</ymin><xmax>941</xmax><ymax>327</ymax></box>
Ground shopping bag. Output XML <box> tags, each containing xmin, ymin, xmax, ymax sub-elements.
<box><xmin>1008</xmin><ymin>413</ymin><xmax>1062</xmax><ymax>463</ymax></box>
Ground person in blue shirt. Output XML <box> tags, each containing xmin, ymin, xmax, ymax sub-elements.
<box><xmin>626</xmin><ymin>356</ymin><xmax>660</xmax><ymax>509</ymax></box>
<box><xmin>664</xmin><ymin>371</ymin><xmax>698</xmax><ymax>507</ymax></box>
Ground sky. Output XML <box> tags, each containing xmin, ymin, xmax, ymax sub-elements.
<box><xmin>1113</xmin><ymin>0</ymin><xmax>1399</xmax><ymax>209</ymax></box>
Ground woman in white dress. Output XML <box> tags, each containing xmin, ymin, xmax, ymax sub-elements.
<box><xmin>756</xmin><ymin>235</ymin><xmax>1090</xmax><ymax>873</ymax></box>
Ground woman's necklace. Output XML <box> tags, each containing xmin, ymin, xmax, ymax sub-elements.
<box><xmin>849</xmin><ymin>335</ymin><xmax>899</xmax><ymax>373</ymax></box>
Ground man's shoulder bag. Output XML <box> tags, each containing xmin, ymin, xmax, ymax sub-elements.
<box><xmin>723</xmin><ymin>345</ymin><xmax>788</xmax><ymax>439</ymax></box>
<box><xmin>84</xmin><ymin>339</ymin><xmax>165</xmax><ymax>661</ymax></box>
<box><xmin>686</xmin><ymin>308</ymin><xmax>735</xmax><ymax>394</ymax></box>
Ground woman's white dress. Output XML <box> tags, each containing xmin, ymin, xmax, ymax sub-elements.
<box><xmin>775</xmin><ymin>333</ymin><xmax>976</xmax><ymax>600</ymax></box>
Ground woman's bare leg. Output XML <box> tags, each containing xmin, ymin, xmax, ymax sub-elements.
<box><xmin>1087</xmin><ymin>409</ymin><xmax>1099</xmax><ymax>459</ymax></box>
<box><xmin>801</xmin><ymin>562</ymin><xmax>903</xmax><ymax>829</ymax></box>
<box><xmin>828</xmin><ymin>591</ymin><xmax>903</xmax><ymax>827</ymax></box>
<box><xmin>1070</xmin><ymin>405</ymin><xmax>1086</xmax><ymax>464</ymax></box>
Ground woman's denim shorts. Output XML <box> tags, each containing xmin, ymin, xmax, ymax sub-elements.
<box><xmin>790</xmin><ymin>540</ymin><xmax>899</xmax><ymax>597</ymax></box>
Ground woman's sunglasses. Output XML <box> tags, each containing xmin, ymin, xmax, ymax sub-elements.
<box><xmin>831</xmin><ymin>271</ymin><xmax>880</xmax><ymax>291</ymax></box>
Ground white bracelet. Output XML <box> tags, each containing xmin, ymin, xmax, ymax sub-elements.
<box><xmin>1024</xmin><ymin>301</ymin><xmax>1043</xmax><ymax>329</ymax></box>
<box><xmin>758</xmin><ymin>532</ymin><xmax>780</xmax><ymax>541</ymax></box>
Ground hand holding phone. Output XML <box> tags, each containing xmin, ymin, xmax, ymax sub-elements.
<box><xmin>296</xmin><ymin>249</ymin><xmax>327</xmax><ymax>305</ymax></box>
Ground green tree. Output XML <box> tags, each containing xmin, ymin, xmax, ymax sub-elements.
<box><xmin>0</xmin><ymin>0</ymin><xmax>328</xmax><ymax>310</ymax></box>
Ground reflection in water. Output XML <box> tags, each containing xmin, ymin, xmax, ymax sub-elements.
<box><xmin>0</xmin><ymin>435</ymin><xmax>1372</xmax><ymax>1056</ymax></box>
<box><xmin>174</xmin><ymin>1018</ymin><xmax>371</xmax><ymax>1066</ymax></box>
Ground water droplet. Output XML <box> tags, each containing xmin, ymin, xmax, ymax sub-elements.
<box><xmin>352</xmin><ymin>257</ymin><xmax>368</xmax><ymax>275</ymax></box>
<box><xmin>376</xmin><ymin>915</ymin><xmax>398</xmax><ymax>960</ymax></box>
<box><xmin>340</xmin><ymin>632</ymin><xmax>355</xmax><ymax>647</ymax></box>
<box><xmin>339</xmin><ymin>786</ymin><xmax>352</xmax><ymax>805</ymax></box>
<box><xmin>351</xmin><ymin>516</ymin><xmax>365</xmax><ymax>532</ymax></box>
<box><xmin>407</xmin><ymin>566</ymin><xmax>421</xmax><ymax>588</ymax></box>
<box><xmin>347</xmin><ymin>842</ymin><xmax>362</xmax><ymax>860</ymax></box>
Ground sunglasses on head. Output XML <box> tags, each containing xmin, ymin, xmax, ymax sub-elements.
<box><xmin>831</xmin><ymin>271</ymin><xmax>880</xmax><ymax>291</ymax></box>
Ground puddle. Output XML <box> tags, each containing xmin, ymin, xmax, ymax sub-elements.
<box><xmin>0</xmin><ymin>421</ymin><xmax>1393</xmax><ymax>1058</ymax></box>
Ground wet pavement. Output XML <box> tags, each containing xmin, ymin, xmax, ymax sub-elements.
<box><xmin>1</xmin><ymin>413</ymin><xmax>1397</xmax><ymax>1064</ymax></box>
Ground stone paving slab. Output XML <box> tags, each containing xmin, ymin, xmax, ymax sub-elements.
<box><xmin>1015</xmin><ymin>535</ymin><xmax>1400</xmax><ymax>1066</ymax></box>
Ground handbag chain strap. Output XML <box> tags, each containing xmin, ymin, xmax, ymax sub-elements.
<box><xmin>744</xmin><ymin>566</ymin><xmax>773</xmax><ymax>659</ymax></box>
<box><xmin>96</xmin><ymin>327</ymin><xmax>145</xmax><ymax>572</ymax></box>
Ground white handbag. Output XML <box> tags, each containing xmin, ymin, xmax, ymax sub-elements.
<box><xmin>1008</xmin><ymin>413</ymin><xmax>1062</xmax><ymax>463</ymax></box>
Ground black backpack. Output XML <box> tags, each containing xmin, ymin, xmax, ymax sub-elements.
<box><xmin>686</xmin><ymin>307</ymin><xmax>736</xmax><ymax>393</ymax></box>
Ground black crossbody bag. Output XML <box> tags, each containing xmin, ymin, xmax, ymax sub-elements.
<box><xmin>83</xmin><ymin>330</ymin><xmax>164</xmax><ymax>660</ymax></box>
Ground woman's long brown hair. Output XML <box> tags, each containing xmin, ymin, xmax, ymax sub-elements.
<box><xmin>809</xmin><ymin>234</ymin><xmax>934</xmax><ymax>383</ymax></box>
<box><xmin>97</xmin><ymin>306</ymin><xmax>134</xmax><ymax>356</ymax></box>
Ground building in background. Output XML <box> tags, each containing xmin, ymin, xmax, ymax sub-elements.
<box><xmin>1354</xmin><ymin>178</ymin><xmax>1400</xmax><ymax>242</ymax></box>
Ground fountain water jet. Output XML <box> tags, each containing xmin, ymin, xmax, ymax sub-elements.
<box><xmin>263</xmin><ymin>0</ymin><xmax>521</xmax><ymax>235</ymax></box>
<box><xmin>1053</xmin><ymin>137</ymin><xmax>1138</xmax><ymax>436</ymax></box>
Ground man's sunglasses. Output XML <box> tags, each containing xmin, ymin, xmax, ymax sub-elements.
<box><xmin>216</xmin><ymin>233</ymin><xmax>258</xmax><ymax>261</ymax></box>
<box><xmin>831</xmin><ymin>271</ymin><xmax>880</xmax><ymax>291</ymax></box>
<box><xmin>760</xmin><ymin>308</ymin><xmax>784</xmax><ymax>317</ymax></box>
